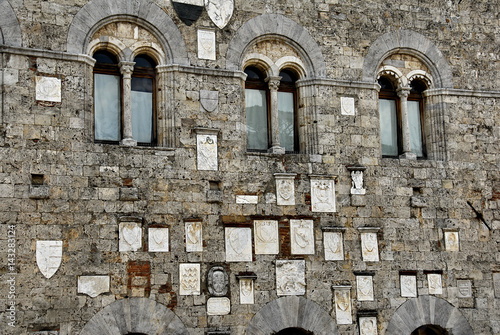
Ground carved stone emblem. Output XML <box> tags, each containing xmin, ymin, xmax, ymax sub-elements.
<box><xmin>311</xmin><ymin>178</ymin><xmax>336</xmax><ymax>212</ymax></box>
<box><xmin>200</xmin><ymin>90</ymin><xmax>218</xmax><ymax>113</ymax></box>
<box><xmin>207</xmin><ymin>297</ymin><xmax>231</xmax><ymax>315</ymax></box>
<box><xmin>428</xmin><ymin>273</ymin><xmax>442</xmax><ymax>295</ymax></box>
<box><xmin>204</xmin><ymin>0</ymin><xmax>234</xmax><ymax>29</ymax></box>
<box><xmin>179</xmin><ymin>263</ymin><xmax>200</xmax><ymax>295</ymax></box>
<box><xmin>275</xmin><ymin>173</ymin><xmax>296</xmax><ymax>206</ymax></box>
<box><xmin>356</xmin><ymin>276</ymin><xmax>374</xmax><ymax>301</ymax></box>
<box><xmin>334</xmin><ymin>288</ymin><xmax>352</xmax><ymax>324</ymax></box>
<box><xmin>208</xmin><ymin>266</ymin><xmax>228</xmax><ymax>297</ymax></box>
<box><xmin>324</xmin><ymin>231</ymin><xmax>344</xmax><ymax>261</ymax></box>
<box><xmin>359</xmin><ymin>317</ymin><xmax>378</xmax><ymax>335</ymax></box>
<box><xmin>340</xmin><ymin>96</ymin><xmax>355</xmax><ymax>116</ymax></box>
<box><xmin>444</xmin><ymin>231</ymin><xmax>459</xmax><ymax>251</ymax></box>
<box><xmin>119</xmin><ymin>222</ymin><xmax>142</xmax><ymax>252</ymax></box>
<box><xmin>35</xmin><ymin>76</ymin><xmax>61</xmax><ymax>102</ymax></box>
<box><xmin>148</xmin><ymin>228</ymin><xmax>169</xmax><ymax>252</ymax></box>
<box><xmin>276</xmin><ymin>260</ymin><xmax>306</xmax><ymax>296</ymax></box>
<box><xmin>254</xmin><ymin>220</ymin><xmax>279</xmax><ymax>255</ymax></box>
<box><xmin>240</xmin><ymin>278</ymin><xmax>254</xmax><ymax>304</ymax></box>
<box><xmin>290</xmin><ymin>219</ymin><xmax>314</xmax><ymax>255</ymax></box>
<box><xmin>361</xmin><ymin>232</ymin><xmax>379</xmax><ymax>262</ymax></box>
<box><xmin>171</xmin><ymin>0</ymin><xmax>204</xmax><ymax>26</ymax></box>
<box><xmin>197</xmin><ymin>29</ymin><xmax>216</xmax><ymax>60</ymax></box>
<box><xmin>185</xmin><ymin>221</ymin><xmax>203</xmax><ymax>252</ymax></box>
<box><xmin>77</xmin><ymin>276</ymin><xmax>110</xmax><ymax>298</ymax></box>
<box><xmin>457</xmin><ymin>280</ymin><xmax>472</xmax><ymax>298</ymax></box>
<box><xmin>225</xmin><ymin>227</ymin><xmax>252</xmax><ymax>262</ymax></box>
<box><xmin>350</xmin><ymin>170</ymin><xmax>366</xmax><ymax>195</ymax></box>
<box><xmin>401</xmin><ymin>275</ymin><xmax>417</xmax><ymax>297</ymax></box>
<box><xmin>197</xmin><ymin>134</ymin><xmax>218</xmax><ymax>171</ymax></box>
<box><xmin>36</xmin><ymin>240</ymin><xmax>62</xmax><ymax>279</ymax></box>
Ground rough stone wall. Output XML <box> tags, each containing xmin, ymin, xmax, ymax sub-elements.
<box><xmin>0</xmin><ymin>0</ymin><xmax>498</xmax><ymax>335</ymax></box>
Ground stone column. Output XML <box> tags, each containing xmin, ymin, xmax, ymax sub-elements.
<box><xmin>119</xmin><ymin>61</ymin><xmax>136</xmax><ymax>146</ymax></box>
<box><xmin>266</xmin><ymin>76</ymin><xmax>285</xmax><ymax>154</ymax></box>
<box><xmin>397</xmin><ymin>87</ymin><xmax>415</xmax><ymax>159</ymax></box>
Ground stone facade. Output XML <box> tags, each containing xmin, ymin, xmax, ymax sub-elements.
<box><xmin>0</xmin><ymin>0</ymin><xmax>498</xmax><ymax>334</ymax></box>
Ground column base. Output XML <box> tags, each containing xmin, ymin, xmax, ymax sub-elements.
<box><xmin>120</xmin><ymin>138</ymin><xmax>137</xmax><ymax>146</ymax></box>
<box><xmin>399</xmin><ymin>152</ymin><xmax>417</xmax><ymax>160</ymax></box>
<box><xmin>268</xmin><ymin>146</ymin><xmax>285</xmax><ymax>154</ymax></box>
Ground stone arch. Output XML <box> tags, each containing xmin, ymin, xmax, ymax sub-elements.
<box><xmin>385</xmin><ymin>296</ymin><xmax>473</xmax><ymax>335</ymax></box>
<box><xmin>226</xmin><ymin>14</ymin><xmax>327</xmax><ymax>78</ymax></box>
<box><xmin>0</xmin><ymin>0</ymin><xmax>22</xmax><ymax>47</ymax></box>
<box><xmin>246</xmin><ymin>296</ymin><xmax>339</xmax><ymax>335</ymax></box>
<box><xmin>362</xmin><ymin>30</ymin><xmax>453</xmax><ymax>88</ymax></box>
<box><xmin>66</xmin><ymin>0</ymin><xmax>188</xmax><ymax>65</ymax></box>
<box><xmin>79</xmin><ymin>298</ymin><xmax>189</xmax><ymax>335</ymax></box>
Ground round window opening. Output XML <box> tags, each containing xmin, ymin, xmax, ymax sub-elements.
<box><xmin>411</xmin><ymin>324</ymin><xmax>449</xmax><ymax>335</ymax></box>
<box><xmin>275</xmin><ymin>327</ymin><xmax>313</xmax><ymax>335</ymax></box>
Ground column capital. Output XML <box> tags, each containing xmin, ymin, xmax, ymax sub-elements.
<box><xmin>396</xmin><ymin>87</ymin><xmax>411</xmax><ymax>98</ymax></box>
<box><xmin>266</xmin><ymin>76</ymin><xmax>282</xmax><ymax>90</ymax></box>
<box><xmin>119</xmin><ymin>61</ymin><xmax>135</xmax><ymax>76</ymax></box>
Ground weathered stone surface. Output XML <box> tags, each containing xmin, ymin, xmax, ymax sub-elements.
<box><xmin>77</xmin><ymin>275</ymin><xmax>110</xmax><ymax>297</ymax></box>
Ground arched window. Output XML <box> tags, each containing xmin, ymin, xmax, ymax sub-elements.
<box><xmin>245</xmin><ymin>66</ymin><xmax>269</xmax><ymax>151</ymax></box>
<box><xmin>131</xmin><ymin>54</ymin><xmax>156</xmax><ymax>146</ymax></box>
<box><xmin>93</xmin><ymin>50</ymin><xmax>121</xmax><ymax>143</ymax></box>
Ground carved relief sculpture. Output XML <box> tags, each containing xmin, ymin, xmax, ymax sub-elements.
<box><xmin>239</xmin><ymin>278</ymin><xmax>254</xmax><ymax>304</ymax></box>
<box><xmin>428</xmin><ymin>273</ymin><xmax>443</xmax><ymax>295</ymax></box>
<box><xmin>290</xmin><ymin>219</ymin><xmax>315</xmax><ymax>255</ymax></box>
<box><xmin>35</xmin><ymin>76</ymin><xmax>61</xmax><ymax>102</ymax></box>
<box><xmin>225</xmin><ymin>227</ymin><xmax>252</xmax><ymax>262</ymax></box>
<box><xmin>185</xmin><ymin>221</ymin><xmax>203</xmax><ymax>252</ymax></box>
<box><xmin>200</xmin><ymin>90</ymin><xmax>219</xmax><ymax>113</ymax></box>
<box><xmin>351</xmin><ymin>170</ymin><xmax>366</xmax><ymax>195</ymax></box>
<box><xmin>324</xmin><ymin>231</ymin><xmax>344</xmax><ymax>261</ymax></box>
<box><xmin>340</xmin><ymin>96</ymin><xmax>355</xmax><ymax>116</ymax></box>
<box><xmin>197</xmin><ymin>134</ymin><xmax>218</xmax><ymax>171</ymax></box>
<box><xmin>361</xmin><ymin>232</ymin><xmax>379</xmax><ymax>262</ymax></box>
<box><xmin>207</xmin><ymin>297</ymin><xmax>231</xmax><ymax>315</ymax></box>
<box><xmin>179</xmin><ymin>263</ymin><xmax>200</xmax><ymax>295</ymax></box>
<box><xmin>276</xmin><ymin>260</ymin><xmax>306</xmax><ymax>296</ymax></box>
<box><xmin>444</xmin><ymin>231</ymin><xmax>459</xmax><ymax>251</ymax></box>
<box><xmin>334</xmin><ymin>287</ymin><xmax>352</xmax><ymax>324</ymax></box>
<box><xmin>356</xmin><ymin>276</ymin><xmax>374</xmax><ymax>301</ymax></box>
<box><xmin>197</xmin><ymin>29</ymin><xmax>216</xmax><ymax>60</ymax></box>
<box><xmin>254</xmin><ymin>220</ymin><xmax>279</xmax><ymax>255</ymax></box>
<box><xmin>359</xmin><ymin>317</ymin><xmax>378</xmax><ymax>335</ymax></box>
<box><xmin>148</xmin><ymin>228</ymin><xmax>169</xmax><ymax>252</ymax></box>
<box><xmin>36</xmin><ymin>240</ymin><xmax>63</xmax><ymax>279</ymax></box>
<box><xmin>457</xmin><ymin>280</ymin><xmax>472</xmax><ymax>298</ymax></box>
<box><xmin>310</xmin><ymin>178</ymin><xmax>336</xmax><ymax>212</ymax></box>
<box><xmin>400</xmin><ymin>275</ymin><xmax>417</xmax><ymax>297</ymax></box>
<box><xmin>119</xmin><ymin>222</ymin><xmax>142</xmax><ymax>252</ymax></box>
<box><xmin>207</xmin><ymin>266</ymin><xmax>229</xmax><ymax>297</ymax></box>
<box><xmin>275</xmin><ymin>173</ymin><xmax>296</xmax><ymax>206</ymax></box>
<box><xmin>205</xmin><ymin>0</ymin><xmax>234</xmax><ymax>29</ymax></box>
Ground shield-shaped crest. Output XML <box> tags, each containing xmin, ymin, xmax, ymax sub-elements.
<box><xmin>255</xmin><ymin>221</ymin><xmax>277</xmax><ymax>244</ymax></box>
<box><xmin>336</xmin><ymin>290</ymin><xmax>350</xmax><ymax>311</ymax></box>
<box><xmin>36</xmin><ymin>240</ymin><xmax>62</xmax><ymax>279</ymax></box>
<box><xmin>171</xmin><ymin>0</ymin><xmax>204</xmax><ymax>26</ymax></box>
<box><xmin>205</xmin><ymin>0</ymin><xmax>234</xmax><ymax>29</ymax></box>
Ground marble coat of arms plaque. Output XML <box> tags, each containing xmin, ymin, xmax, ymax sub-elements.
<box><xmin>361</xmin><ymin>232</ymin><xmax>379</xmax><ymax>262</ymax></box>
<box><xmin>205</xmin><ymin>0</ymin><xmax>234</xmax><ymax>29</ymax></box>
<box><xmin>179</xmin><ymin>263</ymin><xmax>200</xmax><ymax>295</ymax></box>
<box><xmin>185</xmin><ymin>221</ymin><xmax>203</xmax><ymax>252</ymax></box>
<box><xmin>239</xmin><ymin>278</ymin><xmax>254</xmax><ymax>304</ymax></box>
<box><xmin>428</xmin><ymin>273</ymin><xmax>443</xmax><ymax>295</ymax></box>
<box><xmin>356</xmin><ymin>275</ymin><xmax>374</xmax><ymax>301</ymax></box>
<box><xmin>197</xmin><ymin>134</ymin><xmax>218</xmax><ymax>171</ymax></box>
<box><xmin>225</xmin><ymin>227</ymin><xmax>252</xmax><ymax>262</ymax></box>
<box><xmin>290</xmin><ymin>219</ymin><xmax>315</xmax><ymax>255</ymax></box>
<box><xmin>276</xmin><ymin>260</ymin><xmax>306</xmax><ymax>296</ymax></box>
<box><xmin>36</xmin><ymin>240</ymin><xmax>63</xmax><ymax>279</ymax></box>
<box><xmin>254</xmin><ymin>220</ymin><xmax>279</xmax><ymax>255</ymax></box>
<box><xmin>275</xmin><ymin>173</ymin><xmax>296</xmax><ymax>206</ymax></box>
<box><xmin>359</xmin><ymin>317</ymin><xmax>378</xmax><ymax>335</ymax></box>
<box><xmin>324</xmin><ymin>231</ymin><xmax>344</xmax><ymax>261</ymax></box>
<box><xmin>334</xmin><ymin>287</ymin><xmax>352</xmax><ymax>324</ymax></box>
<box><xmin>400</xmin><ymin>275</ymin><xmax>417</xmax><ymax>297</ymax></box>
<box><xmin>310</xmin><ymin>178</ymin><xmax>336</xmax><ymax>212</ymax></box>
<box><xmin>148</xmin><ymin>228</ymin><xmax>169</xmax><ymax>252</ymax></box>
<box><xmin>119</xmin><ymin>222</ymin><xmax>142</xmax><ymax>252</ymax></box>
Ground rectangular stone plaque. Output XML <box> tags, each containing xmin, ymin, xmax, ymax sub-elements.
<box><xmin>324</xmin><ymin>231</ymin><xmax>344</xmax><ymax>261</ymax></box>
<box><xmin>311</xmin><ymin>178</ymin><xmax>336</xmax><ymax>212</ymax></box>
<box><xmin>444</xmin><ymin>231</ymin><xmax>459</xmax><ymax>251</ymax></box>
<box><xmin>207</xmin><ymin>297</ymin><xmax>230</xmax><ymax>315</ymax></box>
<box><xmin>276</xmin><ymin>260</ymin><xmax>305</xmax><ymax>296</ymax></box>
<box><xmin>197</xmin><ymin>134</ymin><xmax>217</xmax><ymax>171</ymax></box>
<box><xmin>148</xmin><ymin>228</ymin><xmax>169</xmax><ymax>252</ymax></box>
<box><xmin>334</xmin><ymin>288</ymin><xmax>352</xmax><ymax>324</ymax></box>
<box><xmin>361</xmin><ymin>232</ymin><xmax>379</xmax><ymax>262</ymax></box>
<box><xmin>275</xmin><ymin>173</ymin><xmax>296</xmax><ymax>206</ymax></box>
<box><xmin>428</xmin><ymin>273</ymin><xmax>442</xmax><ymax>295</ymax></box>
<box><xmin>359</xmin><ymin>316</ymin><xmax>378</xmax><ymax>335</ymax></box>
<box><xmin>236</xmin><ymin>195</ymin><xmax>258</xmax><ymax>204</ymax></box>
<box><xmin>400</xmin><ymin>275</ymin><xmax>417</xmax><ymax>297</ymax></box>
<box><xmin>240</xmin><ymin>278</ymin><xmax>254</xmax><ymax>304</ymax></box>
<box><xmin>78</xmin><ymin>276</ymin><xmax>110</xmax><ymax>298</ymax></box>
<box><xmin>341</xmin><ymin>96</ymin><xmax>355</xmax><ymax>116</ymax></box>
<box><xmin>225</xmin><ymin>227</ymin><xmax>252</xmax><ymax>262</ymax></box>
<box><xmin>198</xmin><ymin>29</ymin><xmax>216</xmax><ymax>60</ymax></box>
<box><xmin>254</xmin><ymin>220</ymin><xmax>279</xmax><ymax>255</ymax></box>
<box><xmin>185</xmin><ymin>221</ymin><xmax>203</xmax><ymax>252</ymax></box>
<box><xmin>290</xmin><ymin>219</ymin><xmax>315</xmax><ymax>255</ymax></box>
<box><xmin>494</xmin><ymin>273</ymin><xmax>500</xmax><ymax>298</ymax></box>
<box><xmin>457</xmin><ymin>280</ymin><xmax>472</xmax><ymax>298</ymax></box>
<box><xmin>179</xmin><ymin>263</ymin><xmax>200</xmax><ymax>295</ymax></box>
<box><xmin>119</xmin><ymin>222</ymin><xmax>142</xmax><ymax>252</ymax></box>
<box><xmin>356</xmin><ymin>275</ymin><xmax>374</xmax><ymax>301</ymax></box>
<box><xmin>36</xmin><ymin>76</ymin><xmax>61</xmax><ymax>102</ymax></box>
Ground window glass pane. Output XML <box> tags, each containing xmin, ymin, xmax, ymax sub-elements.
<box><xmin>408</xmin><ymin>100</ymin><xmax>423</xmax><ymax>157</ymax></box>
<box><xmin>131</xmin><ymin>77</ymin><xmax>153</xmax><ymax>143</ymax></box>
<box><xmin>245</xmin><ymin>88</ymin><xmax>268</xmax><ymax>150</ymax></box>
<box><xmin>278</xmin><ymin>91</ymin><xmax>295</xmax><ymax>152</ymax></box>
<box><xmin>379</xmin><ymin>99</ymin><xmax>398</xmax><ymax>156</ymax></box>
<box><xmin>94</xmin><ymin>73</ymin><xmax>120</xmax><ymax>141</ymax></box>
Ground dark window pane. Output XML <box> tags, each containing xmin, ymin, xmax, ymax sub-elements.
<box><xmin>134</xmin><ymin>55</ymin><xmax>156</xmax><ymax>68</ymax></box>
<box><xmin>245</xmin><ymin>66</ymin><xmax>264</xmax><ymax>81</ymax></box>
<box><xmin>93</xmin><ymin>50</ymin><xmax>118</xmax><ymax>64</ymax></box>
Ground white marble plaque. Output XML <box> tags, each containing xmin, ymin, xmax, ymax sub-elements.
<box><xmin>197</xmin><ymin>134</ymin><xmax>217</xmax><ymax>171</ymax></box>
<box><xmin>276</xmin><ymin>260</ymin><xmax>305</xmax><ymax>296</ymax></box>
<box><xmin>401</xmin><ymin>275</ymin><xmax>417</xmax><ymax>297</ymax></box>
<box><xmin>428</xmin><ymin>273</ymin><xmax>442</xmax><ymax>295</ymax></box>
<box><xmin>179</xmin><ymin>263</ymin><xmax>200</xmax><ymax>295</ymax></box>
<box><xmin>350</xmin><ymin>170</ymin><xmax>366</xmax><ymax>195</ymax></box>
<box><xmin>340</xmin><ymin>96</ymin><xmax>355</xmax><ymax>116</ymax></box>
<box><xmin>148</xmin><ymin>228</ymin><xmax>169</xmax><ymax>252</ymax></box>
<box><xmin>359</xmin><ymin>317</ymin><xmax>378</xmax><ymax>335</ymax></box>
<box><xmin>275</xmin><ymin>174</ymin><xmax>295</xmax><ymax>206</ymax></box>
<box><xmin>457</xmin><ymin>280</ymin><xmax>472</xmax><ymax>298</ymax></box>
<box><xmin>324</xmin><ymin>231</ymin><xmax>344</xmax><ymax>261</ymax></box>
<box><xmin>78</xmin><ymin>276</ymin><xmax>110</xmax><ymax>298</ymax></box>
<box><xmin>254</xmin><ymin>220</ymin><xmax>279</xmax><ymax>255</ymax></box>
<box><xmin>36</xmin><ymin>240</ymin><xmax>62</xmax><ymax>279</ymax></box>
<box><xmin>356</xmin><ymin>276</ymin><xmax>374</xmax><ymax>301</ymax></box>
<box><xmin>236</xmin><ymin>195</ymin><xmax>258</xmax><ymax>204</ymax></box>
<box><xmin>290</xmin><ymin>219</ymin><xmax>314</xmax><ymax>255</ymax></box>
<box><xmin>185</xmin><ymin>221</ymin><xmax>203</xmax><ymax>252</ymax></box>
<box><xmin>198</xmin><ymin>29</ymin><xmax>216</xmax><ymax>60</ymax></box>
<box><xmin>240</xmin><ymin>278</ymin><xmax>254</xmax><ymax>304</ymax></box>
<box><xmin>205</xmin><ymin>0</ymin><xmax>234</xmax><ymax>29</ymax></box>
<box><xmin>119</xmin><ymin>222</ymin><xmax>142</xmax><ymax>252</ymax></box>
<box><xmin>361</xmin><ymin>232</ymin><xmax>379</xmax><ymax>262</ymax></box>
<box><xmin>225</xmin><ymin>227</ymin><xmax>252</xmax><ymax>262</ymax></box>
<box><xmin>207</xmin><ymin>297</ymin><xmax>231</xmax><ymax>315</ymax></box>
<box><xmin>334</xmin><ymin>288</ymin><xmax>352</xmax><ymax>324</ymax></box>
<box><xmin>200</xmin><ymin>90</ymin><xmax>218</xmax><ymax>113</ymax></box>
<box><xmin>175</xmin><ymin>0</ymin><xmax>203</xmax><ymax>5</ymax></box>
<box><xmin>36</xmin><ymin>76</ymin><xmax>61</xmax><ymax>102</ymax></box>
<box><xmin>444</xmin><ymin>231</ymin><xmax>459</xmax><ymax>251</ymax></box>
<box><xmin>311</xmin><ymin>178</ymin><xmax>336</xmax><ymax>212</ymax></box>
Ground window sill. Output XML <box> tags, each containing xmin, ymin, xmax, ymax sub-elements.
<box><xmin>94</xmin><ymin>142</ymin><xmax>176</xmax><ymax>153</ymax></box>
